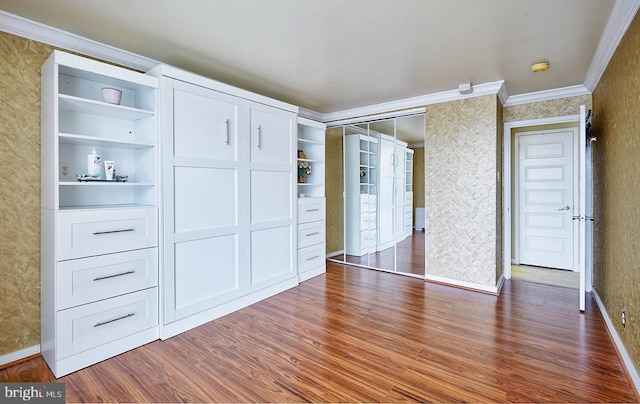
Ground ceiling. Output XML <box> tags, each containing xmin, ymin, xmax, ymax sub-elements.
<box><xmin>0</xmin><ymin>0</ymin><xmax>625</xmax><ymax>117</ymax></box>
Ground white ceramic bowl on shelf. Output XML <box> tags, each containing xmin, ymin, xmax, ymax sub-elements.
<box><xmin>101</xmin><ymin>87</ymin><xmax>122</xmax><ymax>105</ymax></box>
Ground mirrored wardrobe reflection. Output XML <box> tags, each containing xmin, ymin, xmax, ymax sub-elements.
<box><xmin>326</xmin><ymin>113</ymin><xmax>425</xmax><ymax>277</ymax></box>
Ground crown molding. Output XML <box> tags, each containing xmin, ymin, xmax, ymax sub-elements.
<box><xmin>323</xmin><ymin>80</ymin><xmax>505</xmax><ymax>123</ymax></box>
<box><xmin>584</xmin><ymin>0</ymin><xmax>640</xmax><ymax>91</ymax></box>
<box><xmin>298</xmin><ymin>107</ymin><xmax>324</xmax><ymax>122</ymax></box>
<box><xmin>0</xmin><ymin>10</ymin><xmax>158</xmax><ymax>71</ymax></box>
<box><xmin>503</xmin><ymin>84</ymin><xmax>591</xmax><ymax>107</ymax></box>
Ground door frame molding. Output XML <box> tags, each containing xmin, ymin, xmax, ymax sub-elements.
<box><xmin>503</xmin><ymin>114</ymin><xmax>579</xmax><ymax>280</ymax></box>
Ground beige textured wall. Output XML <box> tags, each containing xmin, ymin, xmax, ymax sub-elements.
<box><xmin>503</xmin><ymin>94</ymin><xmax>592</xmax><ymax>122</ymax></box>
<box><xmin>495</xmin><ymin>99</ymin><xmax>504</xmax><ymax>281</ymax></box>
<box><xmin>411</xmin><ymin>147</ymin><xmax>425</xmax><ymax>216</ymax></box>
<box><xmin>0</xmin><ymin>32</ymin><xmax>54</xmax><ymax>356</ymax></box>
<box><xmin>592</xmin><ymin>10</ymin><xmax>640</xmax><ymax>376</ymax></box>
<box><xmin>425</xmin><ymin>95</ymin><xmax>500</xmax><ymax>287</ymax></box>
<box><xmin>325</xmin><ymin>127</ymin><xmax>344</xmax><ymax>254</ymax></box>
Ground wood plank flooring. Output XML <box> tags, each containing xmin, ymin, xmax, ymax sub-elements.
<box><xmin>2</xmin><ymin>262</ymin><xmax>637</xmax><ymax>402</ymax></box>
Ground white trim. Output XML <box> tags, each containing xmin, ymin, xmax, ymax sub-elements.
<box><xmin>424</xmin><ymin>274</ymin><xmax>500</xmax><ymax>294</ymax></box>
<box><xmin>497</xmin><ymin>83</ymin><xmax>509</xmax><ymax>106</ymax></box>
<box><xmin>298</xmin><ymin>108</ymin><xmax>324</xmax><ymax>122</ymax></box>
<box><xmin>504</xmin><ymin>85</ymin><xmax>591</xmax><ymax>107</ymax></box>
<box><xmin>323</xmin><ymin>81</ymin><xmax>504</xmax><ymax>123</ymax></box>
<box><xmin>503</xmin><ymin>114</ymin><xmax>581</xmax><ymax>280</ymax></box>
<box><xmin>326</xmin><ymin>107</ymin><xmax>426</xmax><ymax>128</ymax></box>
<box><xmin>409</xmin><ymin>142</ymin><xmax>425</xmax><ymax>148</ymax></box>
<box><xmin>297</xmin><ymin>116</ymin><xmax>326</xmax><ymax>129</ymax></box>
<box><xmin>592</xmin><ymin>289</ymin><xmax>640</xmax><ymax>395</ymax></box>
<box><xmin>584</xmin><ymin>0</ymin><xmax>640</xmax><ymax>91</ymax></box>
<box><xmin>0</xmin><ymin>11</ymin><xmax>158</xmax><ymax>71</ymax></box>
<box><xmin>0</xmin><ymin>345</ymin><xmax>40</xmax><ymax>367</ymax></box>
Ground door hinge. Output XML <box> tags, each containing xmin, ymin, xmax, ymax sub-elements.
<box><xmin>572</xmin><ymin>215</ymin><xmax>594</xmax><ymax>222</ymax></box>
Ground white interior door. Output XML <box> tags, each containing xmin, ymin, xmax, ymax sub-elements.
<box><xmin>518</xmin><ymin>129</ymin><xmax>577</xmax><ymax>270</ymax></box>
<box><xmin>577</xmin><ymin>106</ymin><xmax>587</xmax><ymax>312</ymax></box>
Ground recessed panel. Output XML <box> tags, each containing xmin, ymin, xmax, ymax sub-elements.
<box><xmin>525</xmin><ymin>236</ymin><xmax>565</xmax><ymax>253</ymax></box>
<box><xmin>525</xmin><ymin>165</ymin><xmax>564</xmax><ymax>181</ymax></box>
<box><xmin>525</xmin><ymin>142</ymin><xmax>564</xmax><ymax>159</ymax></box>
<box><xmin>524</xmin><ymin>213</ymin><xmax>564</xmax><ymax>230</ymax></box>
<box><xmin>525</xmin><ymin>189</ymin><xmax>564</xmax><ymax>205</ymax></box>
<box><xmin>250</xmin><ymin>171</ymin><xmax>291</xmax><ymax>223</ymax></box>
<box><xmin>174</xmin><ymin>235</ymin><xmax>238</xmax><ymax>309</ymax></box>
<box><xmin>174</xmin><ymin>167</ymin><xmax>237</xmax><ymax>232</ymax></box>
<box><xmin>251</xmin><ymin>226</ymin><xmax>291</xmax><ymax>285</ymax></box>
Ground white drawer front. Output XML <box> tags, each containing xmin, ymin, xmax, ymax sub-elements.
<box><xmin>298</xmin><ymin>198</ymin><xmax>325</xmax><ymax>224</ymax></box>
<box><xmin>298</xmin><ymin>243</ymin><xmax>325</xmax><ymax>273</ymax></box>
<box><xmin>56</xmin><ymin>288</ymin><xmax>158</xmax><ymax>359</ymax></box>
<box><xmin>298</xmin><ymin>221</ymin><xmax>325</xmax><ymax>249</ymax></box>
<box><xmin>405</xmin><ymin>192</ymin><xmax>413</xmax><ymax>204</ymax></box>
<box><xmin>57</xmin><ymin>208</ymin><xmax>157</xmax><ymax>260</ymax></box>
<box><xmin>57</xmin><ymin>248</ymin><xmax>158</xmax><ymax>310</ymax></box>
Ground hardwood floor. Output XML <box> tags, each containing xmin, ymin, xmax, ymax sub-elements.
<box><xmin>2</xmin><ymin>262</ymin><xmax>637</xmax><ymax>402</ymax></box>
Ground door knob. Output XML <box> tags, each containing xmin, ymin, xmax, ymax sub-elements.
<box><xmin>558</xmin><ymin>205</ymin><xmax>570</xmax><ymax>211</ymax></box>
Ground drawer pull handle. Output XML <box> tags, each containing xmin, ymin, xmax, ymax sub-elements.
<box><xmin>94</xmin><ymin>313</ymin><xmax>135</xmax><ymax>328</ymax></box>
<box><xmin>305</xmin><ymin>232</ymin><xmax>320</xmax><ymax>237</ymax></box>
<box><xmin>224</xmin><ymin>118</ymin><xmax>230</xmax><ymax>145</ymax></box>
<box><xmin>306</xmin><ymin>255</ymin><xmax>320</xmax><ymax>261</ymax></box>
<box><xmin>93</xmin><ymin>270</ymin><xmax>135</xmax><ymax>281</ymax></box>
<box><xmin>305</xmin><ymin>209</ymin><xmax>320</xmax><ymax>212</ymax></box>
<box><xmin>93</xmin><ymin>228</ymin><xmax>135</xmax><ymax>235</ymax></box>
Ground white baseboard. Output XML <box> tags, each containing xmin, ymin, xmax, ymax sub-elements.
<box><xmin>424</xmin><ymin>273</ymin><xmax>500</xmax><ymax>294</ymax></box>
<box><xmin>592</xmin><ymin>289</ymin><xmax>640</xmax><ymax>395</ymax></box>
<box><xmin>0</xmin><ymin>345</ymin><xmax>40</xmax><ymax>367</ymax></box>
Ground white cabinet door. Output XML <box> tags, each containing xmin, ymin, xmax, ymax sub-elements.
<box><xmin>164</xmin><ymin>80</ymin><xmax>241</xmax><ymax>323</ymax></box>
<box><xmin>249</xmin><ymin>103</ymin><xmax>293</xmax><ymax>165</ymax></box>
<box><xmin>173</xmin><ymin>81</ymin><xmax>238</xmax><ymax>162</ymax></box>
<box><xmin>248</xmin><ymin>101</ymin><xmax>295</xmax><ymax>291</ymax></box>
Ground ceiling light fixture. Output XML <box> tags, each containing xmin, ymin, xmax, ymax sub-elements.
<box><xmin>530</xmin><ymin>61</ymin><xmax>550</xmax><ymax>73</ymax></box>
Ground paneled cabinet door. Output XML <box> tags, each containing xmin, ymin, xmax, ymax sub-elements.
<box><xmin>247</xmin><ymin>102</ymin><xmax>295</xmax><ymax>290</ymax></box>
<box><xmin>249</xmin><ymin>102</ymin><xmax>293</xmax><ymax>165</ymax></box>
<box><xmin>173</xmin><ymin>80</ymin><xmax>238</xmax><ymax>162</ymax></box>
<box><xmin>166</xmin><ymin>80</ymin><xmax>241</xmax><ymax>322</ymax></box>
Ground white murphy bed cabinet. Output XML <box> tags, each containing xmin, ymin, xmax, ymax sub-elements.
<box><xmin>296</xmin><ymin>117</ymin><xmax>327</xmax><ymax>281</ymax></box>
<box><xmin>41</xmin><ymin>51</ymin><xmax>159</xmax><ymax>377</ymax></box>
<box><xmin>149</xmin><ymin>65</ymin><xmax>324</xmax><ymax>338</ymax></box>
<box><xmin>41</xmin><ymin>52</ymin><xmax>326</xmax><ymax>376</ymax></box>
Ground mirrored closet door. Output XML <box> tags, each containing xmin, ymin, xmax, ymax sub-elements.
<box><xmin>327</xmin><ymin>113</ymin><xmax>425</xmax><ymax>277</ymax></box>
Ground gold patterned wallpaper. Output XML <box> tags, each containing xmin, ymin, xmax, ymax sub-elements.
<box><xmin>0</xmin><ymin>32</ymin><xmax>54</xmax><ymax>356</ymax></box>
<box><xmin>425</xmin><ymin>95</ymin><xmax>501</xmax><ymax>287</ymax></box>
<box><xmin>592</xmin><ymin>10</ymin><xmax>640</xmax><ymax>376</ymax></box>
<box><xmin>503</xmin><ymin>94</ymin><xmax>592</xmax><ymax>122</ymax></box>
<box><xmin>325</xmin><ymin>127</ymin><xmax>344</xmax><ymax>255</ymax></box>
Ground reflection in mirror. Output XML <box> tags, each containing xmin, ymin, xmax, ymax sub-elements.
<box><xmin>326</xmin><ymin>113</ymin><xmax>425</xmax><ymax>278</ymax></box>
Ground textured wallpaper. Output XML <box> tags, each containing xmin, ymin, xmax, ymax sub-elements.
<box><xmin>425</xmin><ymin>95</ymin><xmax>500</xmax><ymax>287</ymax></box>
<box><xmin>503</xmin><ymin>94</ymin><xmax>592</xmax><ymax>122</ymax></box>
<box><xmin>495</xmin><ymin>100</ymin><xmax>504</xmax><ymax>281</ymax></box>
<box><xmin>0</xmin><ymin>32</ymin><xmax>54</xmax><ymax>356</ymax></box>
<box><xmin>325</xmin><ymin>127</ymin><xmax>344</xmax><ymax>254</ymax></box>
<box><xmin>592</xmin><ymin>11</ymin><xmax>640</xmax><ymax>376</ymax></box>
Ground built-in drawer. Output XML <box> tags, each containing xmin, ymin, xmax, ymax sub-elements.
<box><xmin>56</xmin><ymin>248</ymin><xmax>158</xmax><ymax>310</ymax></box>
<box><xmin>360</xmin><ymin>194</ymin><xmax>377</xmax><ymax>212</ymax></box>
<box><xmin>57</xmin><ymin>207</ymin><xmax>157</xmax><ymax>260</ymax></box>
<box><xmin>298</xmin><ymin>221</ymin><xmax>325</xmax><ymax>249</ymax></box>
<box><xmin>405</xmin><ymin>206</ymin><xmax>413</xmax><ymax>216</ymax></box>
<box><xmin>298</xmin><ymin>243</ymin><xmax>325</xmax><ymax>273</ymax></box>
<box><xmin>298</xmin><ymin>198</ymin><xmax>325</xmax><ymax>224</ymax></box>
<box><xmin>56</xmin><ymin>287</ymin><xmax>158</xmax><ymax>359</ymax></box>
